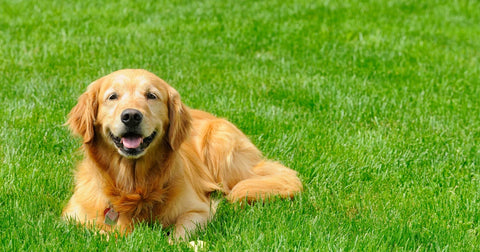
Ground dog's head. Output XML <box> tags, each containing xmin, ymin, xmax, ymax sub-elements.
<box><xmin>67</xmin><ymin>69</ymin><xmax>191</xmax><ymax>158</ymax></box>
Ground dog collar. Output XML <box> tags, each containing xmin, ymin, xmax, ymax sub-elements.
<box><xmin>104</xmin><ymin>205</ymin><xmax>119</xmax><ymax>226</ymax></box>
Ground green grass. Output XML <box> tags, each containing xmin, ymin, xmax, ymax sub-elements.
<box><xmin>1</xmin><ymin>0</ymin><xmax>480</xmax><ymax>250</ymax></box>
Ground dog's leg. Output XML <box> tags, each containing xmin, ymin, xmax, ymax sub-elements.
<box><xmin>227</xmin><ymin>161</ymin><xmax>303</xmax><ymax>202</ymax></box>
<box><xmin>62</xmin><ymin>196</ymin><xmax>90</xmax><ymax>224</ymax></box>
<box><xmin>200</xmin><ymin>119</ymin><xmax>262</xmax><ymax>192</ymax></box>
<box><xmin>173</xmin><ymin>210</ymin><xmax>210</xmax><ymax>241</ymax></box>
<box><xmin>201</xmin><ymin>119</ymin><xmax>302</xmax><ymax>202</ymax></box>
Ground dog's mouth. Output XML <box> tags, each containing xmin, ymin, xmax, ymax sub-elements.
<box><xmin>109</xmin><ymin>131</ymin><xmax>157</xmax><ymax>157</ymax></box>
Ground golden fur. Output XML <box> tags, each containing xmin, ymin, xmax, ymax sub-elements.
<box><xmin>62</xmin><ymin>69</ymin><xmax>302</xmax><ymax>240</ymax></box>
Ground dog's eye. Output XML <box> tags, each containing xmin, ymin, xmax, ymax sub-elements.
<box><xmin>146</xmin><ymin>92</ymin><xmax>157</xmax><ymax>100</ymax></box>
<box><xmin>108</xmin><ymin>93</ymin><xmax>118</xmax><ymax>101</ymax></box>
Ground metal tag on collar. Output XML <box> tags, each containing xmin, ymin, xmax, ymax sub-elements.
<box><xmin>104</xmin><ymin>206</ymin><xmax>119</xmax><ymax>226</ymax></box>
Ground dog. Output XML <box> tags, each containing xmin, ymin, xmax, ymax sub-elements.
<box><xmin>62</xmin><ymin>69</ymin><xmax>302</xmax><ymax>240</ymax></box>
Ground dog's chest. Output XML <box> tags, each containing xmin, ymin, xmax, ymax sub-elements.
<box><xmin>106</xmin><ymin>183</ymin><xmax>172</xmax><ymax>221</ymax></box>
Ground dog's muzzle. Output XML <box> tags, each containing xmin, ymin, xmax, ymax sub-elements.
<box><xmin>109</xmin><ymin>109</ymin><xmax>157</xmax><ymax>157</ymax></box>
<box><xmin>109</xmin><ymin>131</ymin><xmax>157</xmax><ymax>157</ymax></box>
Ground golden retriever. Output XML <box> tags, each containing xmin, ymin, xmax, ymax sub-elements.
<box><xmin>62</xmin><ymin>69</ymin><xmax>302</xmax><ymax>240</ymax></box>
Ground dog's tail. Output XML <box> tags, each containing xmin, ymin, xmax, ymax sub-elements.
<box><xmin>226</xmin><ymin>161</ymin><xmax>303</xmax><ymax>203</ymax></box>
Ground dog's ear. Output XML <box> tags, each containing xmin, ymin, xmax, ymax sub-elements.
<box><xmin>167</xmin><ymin>87</ymin><xmax>192</xmax><ymax>151</ymax></box>
<box><xmin>67</xmin><ymin>81</ymin><xmax>99</xmax><ymax>144</ymax></box>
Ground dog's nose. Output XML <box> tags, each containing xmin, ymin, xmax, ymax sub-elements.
<box><xmin>121</xmin><ymin>109</ymin><xmax>143</xmax><ymax>127</ymax></box>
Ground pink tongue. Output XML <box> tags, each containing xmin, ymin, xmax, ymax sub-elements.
<box><xmin>122</xmin><ymin>136</ymin><xmax>142</xmax><ymax>149</ymax></box>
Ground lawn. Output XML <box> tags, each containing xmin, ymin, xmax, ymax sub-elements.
<box><xmin>1</xmin><ymin>0</ymin><xmax>480</xmax><ymax>250</ymax></box>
